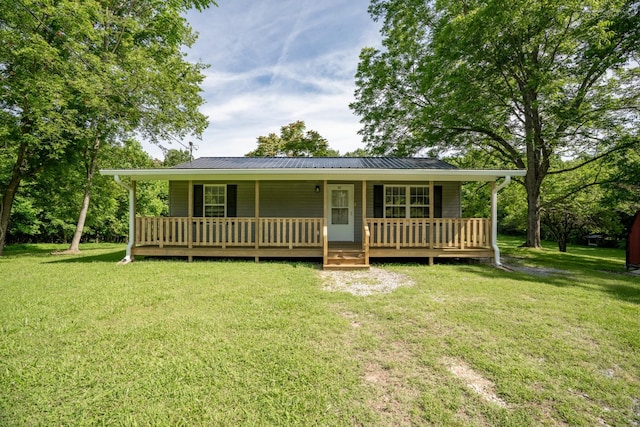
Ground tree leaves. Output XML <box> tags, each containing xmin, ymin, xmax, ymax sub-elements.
<box><xmin>352</xmin><ymin>0</ymin><xmax>640</xmax><ymax>246</ymax></box>
<box><xmin>245</xmin><ymin>121</ymin><xmax>335</xmax><ymax>157</ymax></box>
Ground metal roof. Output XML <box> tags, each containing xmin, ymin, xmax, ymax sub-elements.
<box><xmin>100</xmin><ymin>157</ymin><xmax>527</xmax><ymax>182</ymax></box>
<box><xmin>171</xmin><ymin>157</ymin><xmax>458</xmax><ymax>170</ymax></box>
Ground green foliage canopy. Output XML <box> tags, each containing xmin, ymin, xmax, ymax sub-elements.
<box><xmin>0</xmin><ymin>0</ymin><xmax>215</xmax><ymax>254</ymax></box>
<box><xmin>246</xmin><ymin>121</ymin><xmax>334</xmax><ymax>157</ymax></box>
<box><xmin>352</xmin><ymin>0</ymin><xmax>640</xmax><ymax>247</ymax></box>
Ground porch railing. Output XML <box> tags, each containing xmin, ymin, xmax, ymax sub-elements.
<box><xmin>366</xmin><ymin>218</ymin><xmax>491</xmax><ymax>250</ymax></box>
<box><xmin>135</xmin><ymin>217</ymin><xmax>490</xmax><ymax>251</ymax></box>
<box><xmin>135</xmin><ymin>217</ymin><xmax>324</xmax><ymax>248</ymax></box>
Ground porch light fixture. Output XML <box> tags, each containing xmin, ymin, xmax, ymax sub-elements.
<box><xmin>315</xmin><ymin>185</ymin><xmax>321</xmax><ymax>193</ymax></box>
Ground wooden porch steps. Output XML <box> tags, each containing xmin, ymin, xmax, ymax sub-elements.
<box><xmin>323</xmin><ymin>248</ymin><xmax>369</xmax><ymax>270</ymax></box>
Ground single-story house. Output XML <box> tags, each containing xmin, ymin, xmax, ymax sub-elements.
<box><xmin>100</xmin><ymin>157</ymin><xmax>526</xmax><ymax>269</ymax></box>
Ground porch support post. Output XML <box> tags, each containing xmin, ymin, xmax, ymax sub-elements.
<box><xmin>113</xmin><ymin>175</ymin><xmax>135</xmax><ymax>264</ymax></box>
<box><xmin>323</xmin><ymin>180</ymin><xmax>328</xmax><ymax>265</ymax></box>
<box><xmin>429</xmin><ymin>180</ymin><xmax>434</xmax><ymax>266</ymax></box>
<box><xmin>255</xmin><ymin>180</ymin><xmax>260</xmax><ymax>262</ymax></box>
<box><xmin>491</xmin><ymin>176</ymin><xmax>511</xmax><ymax>266</ymax></box>
<box><xmin>362</xmin><ymin>180</ymin><xmax>369</xmax><ymax>265</ymax></box>
<box><xmin>187</xmin><ymin>180</ymin><xmax>193</xmax><ymax>262</ymax></box>
<box><xmin>362</xmin><ymin>180</ymin><xmax>366</xmax><ymax>231</ymax></box>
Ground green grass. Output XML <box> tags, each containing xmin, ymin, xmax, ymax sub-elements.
<box><xmin>1</xmin><ymin>238</ymin><xmax>639</xmax><ymax>426</ymax></box>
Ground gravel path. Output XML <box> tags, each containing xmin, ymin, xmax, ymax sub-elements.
<box><xmin>318</xmin><ymin>267</ymin><xmax>414</xmax><ymax>296</ymax></box>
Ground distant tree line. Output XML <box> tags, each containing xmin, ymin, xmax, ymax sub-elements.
<box><xmin>6</xmin><ymin>146</ymin><xmax>189</xmax><ymax>245</ymax></box>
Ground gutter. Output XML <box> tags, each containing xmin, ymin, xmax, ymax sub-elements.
<box><xmin>491</xmin><ymin>175</ymin><xmax>512</xmax><ymax>267</ymax></box>
<box><xmin>100</xmin><ymin>168</ymin><xmax>527</xmax><ymax>182</ymax></box>
<box><xmin>113</xmin><ymin>175</ymin><xmax>134</xmax><ymax>264</ymax></box>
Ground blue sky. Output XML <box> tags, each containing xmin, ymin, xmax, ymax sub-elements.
<box><xmin>148</xmin><ymin>0</ymin><xmax>380</xmax><ymax>159</ymax></box>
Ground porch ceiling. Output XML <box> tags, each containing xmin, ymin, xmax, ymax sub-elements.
<box><xmin>99</xmin><ymin>168</ymin><xmax>526</xmax><ymax>182</ymax></box>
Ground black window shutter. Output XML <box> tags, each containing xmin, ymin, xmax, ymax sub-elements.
<box><xmin>193</xmin><ymin>184</ymin><xmax>203</xmax><ymax>217</ymax></box>
<box><xmin>434</xmin><ymin>185</ymin><xmax>443</xmax><ymax>218</ymax></box>
<box><xmin>373</xmin><ymin>185</ymin><xmax>384</xmax><ymax>218</ymax></box>
<box><xmin>227</xmin><ymin>184</ymin><xmax>237</xmax><ymax>217</ymax></box>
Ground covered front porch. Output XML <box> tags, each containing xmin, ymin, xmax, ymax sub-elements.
<box><xmin>101</xmin><ymin>157</ymin><xmax>525</xmax><ymax>269</ymax></box>
<box><xmin>132</xmin><ymin>215</ymin><xmax>493</xmax><ymax>268</ymax></box>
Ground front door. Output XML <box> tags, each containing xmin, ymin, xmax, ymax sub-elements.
<box><xmin>327</xmin><ymin>184</ymin><xmax>354</xmax><ymax>242</ymax></box>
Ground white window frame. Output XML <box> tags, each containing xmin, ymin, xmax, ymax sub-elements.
<box><xmin>203</xmin><ymin>184</ymin><xmax>226</xmax><ymax>217</ymax></box>
<box><xmin>384</xmin><ymin>185</ymin><xmax>430</xmax><ymax>218</ymax></box>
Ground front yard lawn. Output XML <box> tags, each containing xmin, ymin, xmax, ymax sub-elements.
<box><xmin>1</xmin><ymin>238</ymin><xmax>639</xmax><ymax>425</ymax></box>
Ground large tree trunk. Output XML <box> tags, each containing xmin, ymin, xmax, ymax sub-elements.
<box><xmin>522</xmin><ymin>83</ymin><xmax>545</xmax><ymax>249</ymax></box>
<box><xmin>525</xmin><ymin>176</ymin><xmax>542</xmax><ymax>248</ymax></box>
<box><xmin>66</xmin><ymin>184</ymin><xmax>92</xmax><ymax>253</ymax></box>
<box><xmin>66</xmin><ymin>137</ymin><xmax>101</xmax><ymax>253</ymax></box>
<box><xmin>0</xmin><ymin>176</ymin><xmax>22</xmax><ymax>257</ymax></box>
<box><xmin>558</xmin><ymin>234</ymin><xmax>568</xmax><ymax>252</ymax></box>
<box><xmin>0</xmin><ymin>141</ymin><xmax>30</xmax><ymax>256</ymax></box>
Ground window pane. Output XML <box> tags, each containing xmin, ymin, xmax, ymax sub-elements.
<box><xmin>331</xmin><ymin>208</ymin><xmax>349</xmax><ymax>224</ymax></box>
<box><xmin>385</xmin><ymin>206</ymin><xmax>406</xmax><ymax>218</ymax></box>
<box><xmin>205</xmin><ymin>206</ymin><xmax>224</xmax><ymax>217</ymax></box>
<box><xmin>410</xmin><ymin>207</ymin><xmax>429</xmax><ymax>218</ymax></box>
<box><xmin>385</xmin><ymin>186</ymin><xmax>405</xmax><ymax>206</ymax></box>
<box><xmin>331</xmin><ymin>190</ymin><xmax>348</xmax><ymax>208</ymax></box>
<box><xmin>410</xmin><ymin>187</ymin><xmax>429</xmax><ymax>205</ymax></box>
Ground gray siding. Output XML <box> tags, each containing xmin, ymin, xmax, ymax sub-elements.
<box><xmin>435</xmin><ymin>181</ymin><xmax>461</xmax><ymax>218</ymax></box>
<box><xmin>169</xmin><ymin>181</ymin><xmax>188</xmax><ymax>217</ymax></box>
<box><xmin>168</xmin><ymin>179</ymin><xmax>461</xmax><ymax>242</ymax></box>
<box><xmin>259</xmin><ymin>181</ymin><xmax>323</xmax><ymax>217</ymax></box>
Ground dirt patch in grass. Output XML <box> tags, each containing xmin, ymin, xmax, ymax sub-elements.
<box><xmin>319</xmin><ymin>267</ymin><xmax>414</xmax><ymax>296</ymax></box>
<box><xmin>502</xmin><ymin>256</ymin><xmax>571</xmax><ymax>277</ymax></box>
<box><xmin>443</xmin><ymin>357</ymin><xmax>508</xmax><ymax>408</ymax></box>
<box><xmin>362</xmin><ymin>341</ymin><xmax>422</xmax><ymax>425</ymax></box>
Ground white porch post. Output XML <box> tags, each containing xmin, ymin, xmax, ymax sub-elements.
<box><xmin>255</xmin><ymin>180</ymin><xmax>260</xmax><ymax>262</ymax></box>
<box><xmin>491</xmin><ymin>176</ymin><xmax>511</xmax><ymax>266</ymax></box>
<box><xmin>429</xmin><ymin>180</ymin><xmax>434</xmax><ymax>266</ymax></box>
<box><xmin>187</xmin><ymin>180</ymin><xmax>193</xmax><ymax>262</ymax></box>
<box><xmin>114</xmin><ymin>175</ymin><xmax>135</xmax><ymax>263</ymax></box>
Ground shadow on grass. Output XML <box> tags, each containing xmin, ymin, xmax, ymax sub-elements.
<box><xmin>45</xmin><ymin>249</ymin><xmax>125</xmax><ymax>264</ymax></box>
<box><xmin>457</xmin><ymin>262</ymin><xmax>640</xmax><ymax>305</ymax></box>
<box><xmin>3</xmin><ymin>244</ymin><xmax>67</xmax><ymax>258</ymax></box>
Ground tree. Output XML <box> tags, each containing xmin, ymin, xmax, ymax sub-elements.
<box><xmin>61</xmin><ymin>0</ymin><xmax>212</xmax><ymax>253</ymax></box>
<box><xmin>0</xmin><ymin>0</ymin><xmax>80</xmax><ymax>255</ymax></box>
<box><xmin>351</xmin><ymin>0</ymin><xmax>640</xmax><ymax>248</ymax></box>
<box><xmin>539</xmin><ymin>158</ymin><xmax>617</xmax><ymax>252</ymax></box>
<box><xmin>343</xmin><ymin>148</ymin><xmax>370</xmax><ymax>157</ymax></box>
<box><xmin>246</xmin><ymin>121</ymin><xmax>333</xmax><ymax>157</ymax></box>
<box><xmin>0</xmin><ymin>0</ymin><xmax>214</xmax><ymax>255</ymax></box>
<box><xmin>163</xmin><ymin>149</ymin><xmax>193</xmax><ymax>167</ymax></box>
<box><xmin>6</xmin><ymin>139</ymin><xmax>165</xmax><ymax>245</ymax></box>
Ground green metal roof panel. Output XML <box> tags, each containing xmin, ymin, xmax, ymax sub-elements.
<box><xmin>172</xmin><ymin>157</ymin><xmax>458</xmax><ymax>170</ymax></box>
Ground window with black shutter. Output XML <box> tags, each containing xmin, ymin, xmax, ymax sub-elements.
<box><xmin>192</xmin><ymin>184</ymin><xmax>237</xmax><ymax>217</ymax></box>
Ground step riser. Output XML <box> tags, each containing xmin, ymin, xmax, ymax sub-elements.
<box><xmin>324</xmin><ymin>248</ymin><xmax>368</xmax><ymax>269</ymax></box>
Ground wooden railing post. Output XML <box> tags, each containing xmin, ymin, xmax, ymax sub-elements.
<box><xmin>363</xmin><ymin>224</ymin><xmax>370</xmax><ymax>266</ymax></box>
<box><xmin>323</xmin><ymin>223</ymin><xmax>328</xmax><ymax>266</ymax></box>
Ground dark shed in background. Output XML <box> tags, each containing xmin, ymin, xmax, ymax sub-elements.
<box><xmin>627</xmin><ymin>210</ymin><xmax>640</xmax><ymax>270</ymax></box>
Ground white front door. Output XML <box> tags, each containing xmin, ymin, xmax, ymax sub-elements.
<box><xmin>327</xmin><ymin>184</ymin><xmax>354</xmax><ymax>242</ymax></box>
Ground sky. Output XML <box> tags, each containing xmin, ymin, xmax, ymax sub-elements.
<box><xmin>146</xmin><ymin>0</ymin><xmax>381</xmax><ymax>159</ymax></box>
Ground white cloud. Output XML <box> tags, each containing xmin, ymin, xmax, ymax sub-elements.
<box><xmin>146</xmin><ymin>0</ymin><xmax>381</xmax><ymax>159</ymax></box>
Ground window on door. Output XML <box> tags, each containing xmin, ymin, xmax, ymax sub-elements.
<box><xmin>331</xmin><ymin>189</ymin><xmax>349</xmax><ymax>224</ymax></box>
<box><xmin>384</xmin><ymin>185</ymin><xmax>429</xmax><ymax>218</ymax></box>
